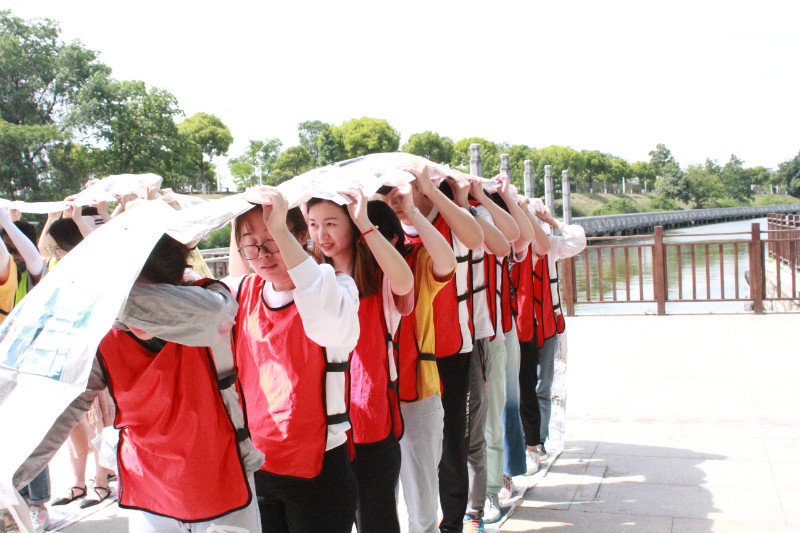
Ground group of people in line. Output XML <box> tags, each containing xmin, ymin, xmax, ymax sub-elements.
<box><xmin>5</xmin><ymin>158</ymin><xmax>586</xmax><ymax>533</ymax></box>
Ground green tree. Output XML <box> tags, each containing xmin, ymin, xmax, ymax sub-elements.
<box><xmin>227</xmin><ymin>138</ymin><xmax>282</xmax><ymax>190</ymax></box>
<box><xmin>777</xmin><ymin>151</ymin><xmax>800</xmax><ymax>197</ymax></box>
<box><xmin>297</xmin><ymin>120</ymin><xmax>330</xmax><ymax>166</ymax></box>
<box><xmin>579</xmin><ymin>150</ymin><xmax>610</xmax><ymax>193</ymax></box>
<box><xmin>72</xmin><ymin>77</ymin><xmax>186</xmax><ymax>186</ymax></box>
<box><xmin>0</xmin><ymin>10</ymin><xmax>109</xmax><ymax>198</ymax></box>
<box><xmin>332</xmin><ymin>117</ymin><xmax>401</xmax><ymax>159</ymax></box>
<box><xmin>402</xmin><ymin>131</ymin><xmax>455</xmax><ymax>165</ymax></box>
<box><xmin>178</xmin><ymin>112</ymin><xmax>233</xmax><ymax>191</ymax></box>
<box><xmin>271</xmin><ymin>145</ymin><xmax>313</xmax><ymax>184</ymax></box>
<box><xmin>630</xmin><ymin>161</ymin><xmax>657</xmax><ymax>191</ymax></box>
<box><xmin>686</xmin><ymin>161</ymin><xmax>724</xmax><ymax>208</ymax></box>
<box><xmin>35</xmin><ymin>141</ymin><xmax>95</xmax><ymax>200</ymax></box>
<box><xmin>648</xmin><ymin>143</ymin><xmax>677</xmax><ymax>173</ymax></box>
<box><xmin>719</xmin><ymin>154</ymin><xmax>753</xmax><ymax>202</ymax></box>
<box><xmin>505</xmin><ymin>144</ymin><xmax>538</xmax><ymax>193</ymax></box>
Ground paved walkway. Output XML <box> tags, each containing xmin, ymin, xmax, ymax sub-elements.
<box><xmin>503</xmin><ymin>313</ymin><xmax>800</xmax><ymax>533</ymax></box>
<box><xmin>42</xmin><ymin>313</ymin><xmax>799</xmax><ymax>533</ymax></box>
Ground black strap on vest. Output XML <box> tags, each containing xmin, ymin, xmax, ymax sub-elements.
<box><xmin>418</xmin><ymin>352</ymin><xmax>437</xmax><ymax>361</ymax></box>
<box><xmin>456</xmin><ymin>254</ymin><xmax>470</xmax><ymax>263</ymax></box>
<box><xmin>235</xmin><ymin>428</ymin><xmax>251</xmax><ymax>443</ymax></box>
<box><xmin>325</xmin><ymin>361</ymin><xmax>351</xmax><ymax>372</ymax></box>
<box><xmin>218</xmin><ymin>372</ymin><xmax>238</xmax><ymax>390</ymax></box>
<box><xmin>326</xmin><ymin>412</ymin><xmax>350</xmax><ymax>425</ymax></box>
<box><xmin>457</xmin><ymin>292</ymin><xmax>471</xmax><ymax>303</ymax></box>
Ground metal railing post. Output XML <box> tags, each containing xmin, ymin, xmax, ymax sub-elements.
<box><xmin>653</xmin><ymin>226</ymin><xmax>667</xmax><ymax>315</ymax></box>
<box><xmin>749</xmin><ymin>222</ymin><xmax>764</xmax><ymax>314</ymax></box>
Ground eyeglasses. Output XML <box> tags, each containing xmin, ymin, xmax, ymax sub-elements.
<box><xmin>45</xmin><ymin>246</ymin><xmax>65</xmax><ymax>257</ymax></box>
<box><xmin>238</xmin><ymin>239</ymin><xmax>280</xmax><ymax>260</ymax></box>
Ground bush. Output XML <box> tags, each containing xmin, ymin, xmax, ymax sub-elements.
<box><xmin>591</xmin><ymin>198</ymin><xmax>641</xmax><ymax>216</ymax></box>
<box><xmin>752</xmin><ymin>194</ymin><xmax>798</xmax><ymax>206</ymax></box>
<box><xmin>646</xmin><ymin>196</ymin><xmax>681</xmax><ymax>212</ymax></box>
<box><xmin>198</xmin><ymin>223</ymin><xmax>231</xmax><ymax>250</ymax></box>
<box><xmin>555</xmin><ymin>203</ymin><xmax>586</xmax><ymax>218</ymax></box>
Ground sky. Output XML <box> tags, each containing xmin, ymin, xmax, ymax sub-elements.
<box><xmin>3</xmin><ymin>0</ymin><xmax>800</xmax><ymax>188</ymax></box>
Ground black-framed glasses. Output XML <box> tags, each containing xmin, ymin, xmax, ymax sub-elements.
<box><xmin>238</xmin><ymin>240</ymin><xmax>279</xmax><ymax>260</ymax></box>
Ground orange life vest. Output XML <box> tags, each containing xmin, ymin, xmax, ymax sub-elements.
<box><xmin>405</xmin><ymin>214</ymin><xmax>473</xmax><ymax>357</ymax></box>
<box><xmin>98</xmin><ymin>330</ymin><xmax>250</xmax><ymax>521</ymax></box>
<box><xmin>234</xmin><ymin>274</ymin><xmax>351</xmax><ymax>479</ymax></box>
<box><xmin>487</xmin><ymin>253</ymin><xmax>514</xmax><ymax>340</ymax></box>
<box><xmin>351</xmin><ymin>276</ymin><xmax>403</xmax><ymax>443</ymax></box>
<box><xmin>511</xmin><ymin>244</ymin><xmax>536</xmax><ymax>343</ymax></box>
<box><xmin>533</xmin><ymin>253</ymin><xmax>566</xmax><ymax>347</ymax></box>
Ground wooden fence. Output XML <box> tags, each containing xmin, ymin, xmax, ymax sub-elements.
<box><xmin>561</xmin><ymin>221</ymin><xmax>800</xmax><ymax>315</ymax></box>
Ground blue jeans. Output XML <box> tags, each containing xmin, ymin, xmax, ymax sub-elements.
<box><xmin>502</xmin><ymin>328</ymin><xmax>526</xmax><ymax>477</ymax></box>
<box><xmin>19</xmin><ymin>467</ymin><xmax>50</xmax><ymax>505</ymax></box>
<box><xmin>537</xmin><ymin>335</ymin><xmax>558</xmax><ymax>443</ymax></box>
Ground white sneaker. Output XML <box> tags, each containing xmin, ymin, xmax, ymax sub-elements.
<box><xmin>29</xmin><ymin>505</ymin><xmax>49</xmax><ymax>533</ymax></box>
<box><xmin>526</xmin><ymin>447</ymin><xmax>541</xmax><ymax>475</ymax></box>
<box><xmin>484</xmin><ymin>493</ymin><xmax>502</xmax><ymax>523</ymax></box>
<box><xmin>498</xmin><ymin>474</ymin><xmax>515</xmax><ymax>503</ymax></box>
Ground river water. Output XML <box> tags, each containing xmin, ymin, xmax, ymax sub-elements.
<box><xmin>571</xmin><ymin>217</ymin><xmax>767</xmax><ymax>315</ymax></box>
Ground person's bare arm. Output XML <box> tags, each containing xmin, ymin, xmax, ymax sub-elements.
<box><xmin>389</xmin><ymin>184</ymin><xmax>456</xmax><ymax>279</ymax></box>
<box><xmin>341</xmin><ymin>187</ymin><xmax>413</xmax><ymax>296</ymax></box>
<box><xmin>400</xmin><ymin>161</ymin><xmax>484</xmax><ymax>250</ymax></box>
<box><xmin>0</xmin><ymin>206</ymin><xmax>43</xmax><ymax>278</ymax></box>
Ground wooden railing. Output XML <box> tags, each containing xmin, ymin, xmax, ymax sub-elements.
<box><xmin>200</xmin><ymin>247</ymin><xmax>230</xmax><ymax>279</ymax></box>
<box><xmin>562</xmin><ymin>222</ymin><xmax>800</xmax><ymax>315</ymax></box>
<box><xmin>767</xmin><ymin>214</ymin><xmax>800</xmax><ymax>270</ymax></box>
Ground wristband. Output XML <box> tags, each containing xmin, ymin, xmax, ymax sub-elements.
<box><xmin>359</xmin><ymin>226</ymin><xmax>378</xmax><ymax>242</ymax></box>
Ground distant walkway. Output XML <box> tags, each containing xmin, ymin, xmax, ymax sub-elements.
<box><xmin>504</xmin><ymin>313</ymin><xmax>800</xmax><ymax>532</ymax></box>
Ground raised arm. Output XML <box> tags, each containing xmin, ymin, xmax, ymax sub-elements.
<box><xmin>497</xmin><ymin>176</ymin><xmax>534</xmax><ymax>253</ymax></box>
<box><xmin>341</xmin><ymin>186</ymin><xmax>413</xmax><ymax>297</ymax></box>
<box><xmin>0</xmin><ymin>206</ymin><xmax>43</xmax><ymax>278</ymax></box>
<box><xmin>400</xmin><ymin>161</ymin><xmax>484</xmax><ymax>250</ymax></box>
<box><xmin>466</xmin><ymin>177</ymin><xmax>512</xmax><ymax>257</ymax></box>
<box><xmin>520</xmin><ymin>198</ymin><xmax>551</xmax><ymax>257</ymax></box>
<box><xmin>389</xmin><ymin>184</ymin><xmax>456</xmax><ymax>279</ymax></box>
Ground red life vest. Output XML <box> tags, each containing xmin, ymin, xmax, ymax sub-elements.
<box><xmin>351</xmin><ymin>276</ymin><xmax>404</xmax><ymax>443</ymax></box>
<box><xmin>511</xmin><ymin>244</ymin><xmax>536</xmax><ymax>343</ymax></box>
<box><xmin>533</xmin><ymin>253</ymin><xmax>566</xmax><ymax>347</ymax></box>
<box><xmin>393</xmin><ymin>245</ymin><xmax>440</xmax><ymax>402</ymax></box>
<box><xmin>405</xmin><ymin>214</ymin><xmax>473</xmax><ymax>357</ymax></box>
<box><xmin>97</xmin><ymin>330</ymin><xmax>250</xmax><ymax>521</ymax></box>
<box><xmin>234</xmin><ymin>274</ymin><xmax>351</xmax><ymax>479</ymax></box>
<box><xmin>487</xmin><ymin>253</ymin><xmax>514</xmax><ymax>340</ymax></box>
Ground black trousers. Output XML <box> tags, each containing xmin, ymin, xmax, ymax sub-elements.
<box><xmin>254</xmin><ymin>444</ymin><xmax>357</xmax><ymax>533</ymax></box>
<box><xmin>353</xmin><ymin>434</ymin><xmax>402</xmax><ymax>533</ymax></box>
<box><xmin>436</xmin><ymin>351</ymin><xmax>471</xmax><ymax>532</ymax></box>
<box><xmin>519</xmin><ymin>340</ymin><xmax>543</xmax><ymax>447</ymax></box>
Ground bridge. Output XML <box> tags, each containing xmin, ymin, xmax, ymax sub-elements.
<box><xmin>573</xmin><ymin>204</ymin><xmax>800</xmax><ymax>237</ymax></box>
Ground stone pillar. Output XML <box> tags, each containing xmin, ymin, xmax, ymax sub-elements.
<box><xmin>562</xmin><ymin>169</ymin><xmax>572</xmax><ymax>224</ymax></box>
<box><xmin>470</xmin><ymin>143</ymin><xmax>483</xmax><ymax>177</ymax></box>
<box><xmin>500</xmin><ymin>153</ymin><xmax>509</xmax><ymax>180</ymax></box>
<box><xmin>622</xmin><ymin>176</ymin><xmax>626</xmax><ymax>194</ymax></box>
<box><xmin>524</xmin><ymin>160</ymin><xmax>534</xmax><ymax>198</ymax></box>
<box><xmin>545</xmin><ymin>165</ymin><xmax>555</xmax><ymax>214</ymax></box>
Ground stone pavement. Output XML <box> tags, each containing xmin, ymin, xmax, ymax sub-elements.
<box><xmin>503</xmin><ymin>313</ymin><xmax>800</xmax><ymax>533</ymax></box>
<box><xmin>42</xmin><ymin>313</ymin><xmax>800</xmax><ymax>533</ymax></box>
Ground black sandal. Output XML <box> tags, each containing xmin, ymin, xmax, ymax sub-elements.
<box><xmin>79</xmin><ymin>486</ymin><xmax>112</xmax><ymax>509</ymax></box>
<box><xmin>52</xmin><ymin>486</ymin><xmax>87</xmax><ymax>506</ymax></box>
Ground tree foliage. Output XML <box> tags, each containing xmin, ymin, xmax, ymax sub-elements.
<box><xmin>271</xmin><ymin>146</ymin><xmax>313</xmax><ymax>183</ymax></box>
<box><xmin>332</xmin><ymin>117</ymin><xmax>401</xmax><ymax>159</ymax></box>
<box><xmin>402</xmin><ymin>131</ymin><xmax>455</xmax><ymax>165</ymax></box>
<box><xmin>777</xmin><ymin>151</ymin><xmax>800</xmax><ymax>197</ymax></box>
<box><xmin>297</xmin><ymin>120</ymin><xmax>330</xmax><ymax>166</ymax></box>
<box><xmin>685</xmin><ymin>161</ymin><xmax>724</xmax><ymax>208</ymax></box>
<box><xmin>72</xmin><ymin>77</ymin><xmax>186</xmax><ymax>186</ymax></box>
<box><xmin>0</xmin><ymin>10</ymin><xmax>109</xmax><ymax>198</ymax></box>
<box><xmin>178</xmin><ymin>112</ymin><xmax>232</xmax><ymax>191</ymax></box>
<box><xmin>227</xmin><ymin>138</ymin><xmax>282</xmax><ymax>190</ymax></box>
